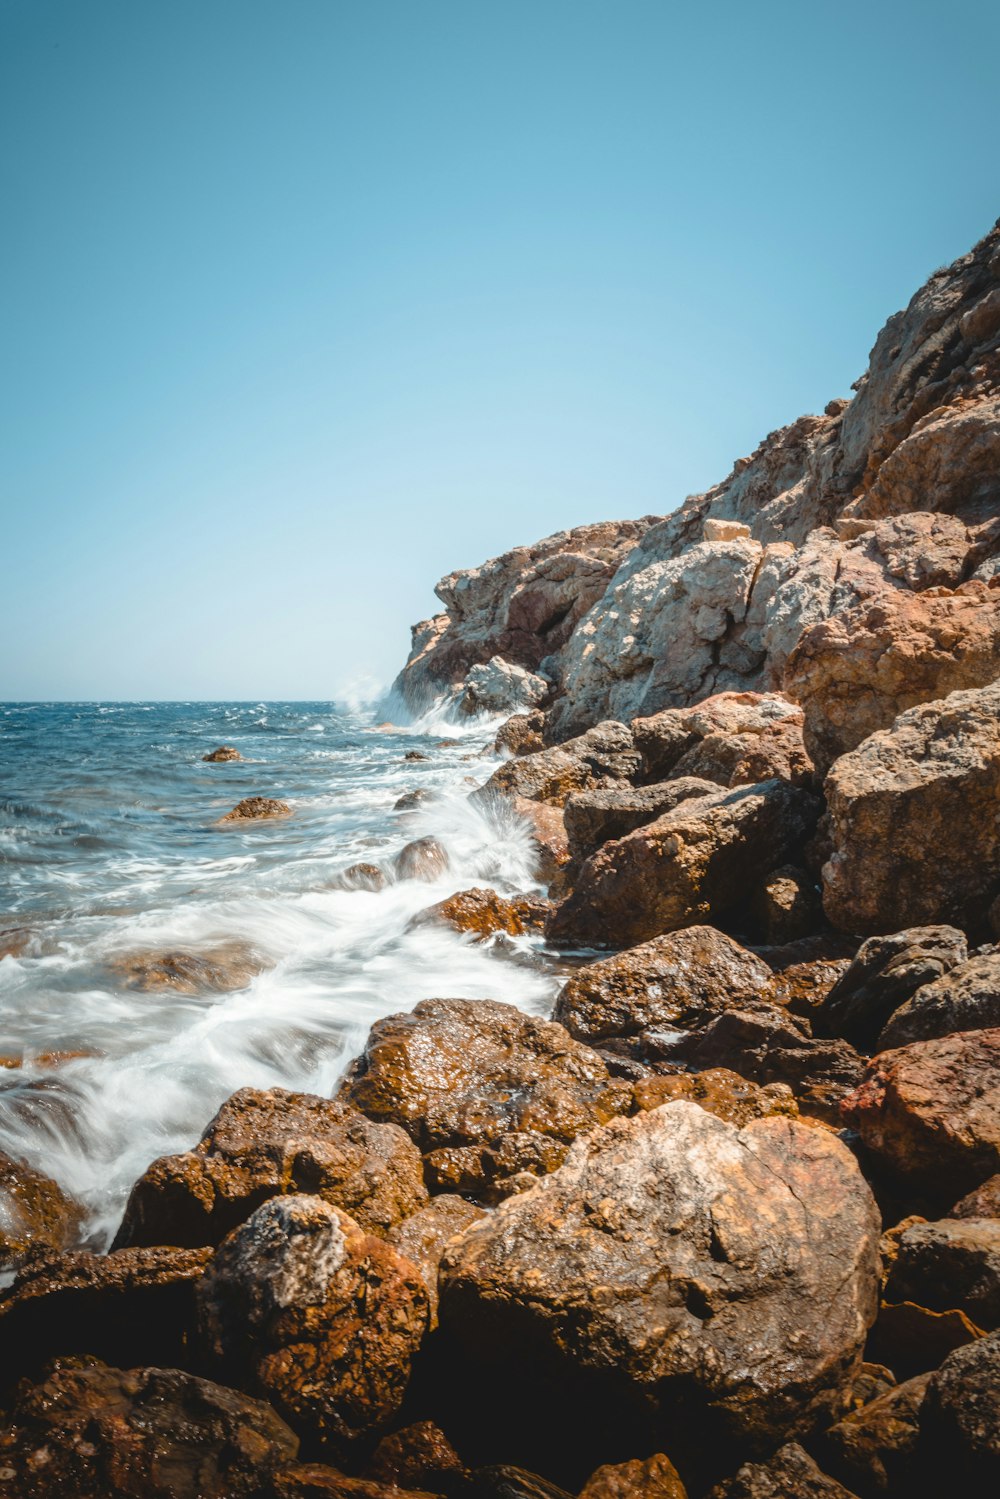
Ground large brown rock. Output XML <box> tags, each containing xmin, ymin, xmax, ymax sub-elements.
<box><xmin>562</xmin><ymin>778</ymin><xmax>718</xmax><ymax>867</ymax></box>
<box><xmin>822</xmin><ymin>1374</ymin><xmax>929</xmax><ymax>1497</ymax></box>
<box><xmin>547</xmin><ymin>780</ymin><xmax>821</xmax><ymax>949</ymax></box>
<box><xmin>842</xmin><ymin>1029</ymin><xmax>1000</xmax><ymax>1199</ymax></box>
<box><xmin>0</xmin><ymin>1362</ymin><xmax>298</xmax><ymax>1496</ymax></box>
<box><xmin>478</xmin><ymin>722</ymin><xmax>641</xmax><ymax>808</ymax></box>
<box><xmin>884</xmin><ymin>1217</ymin><xmax>1000</xmax><ymax>1331</ymax></box>
<box><xmin>632</xmin><ymin>692</ymin><xmax>814</xmax><ymax>789</ymax></box>
<box><xmin>339</xmin><ymin>999</ymin><xmax>632</xmax><ymax>1201</ymax></box>
<box><xmin>553</xmin><ymin>926</ymin><xmax>776</xmax><ymax>1044</ymax></box>
<box><xmin>822</xmin><ymin>681</ymin><xmax>1000</xmax><ymax>936</ymax></box>
<box><xmin>408</xmin><ymin>887</ymin><xmax>546</xmax><ymax>940</ymax></box>
<box><xmin>439</xmin><ymin>1104</ymin><xmax>880</xmax><ymax>1452</ymax></box>
<box><xmin>815</xmin><ymin>926</ymin><xmax>968</xmax><ymax>1051</ymax></box>
<box><xmin>196</xmin><ymin>1195</ymin><xmax>429</xmax><ymax>1449</ymax></box>
<box><xmin>106</xmin><ymin>940</ymin><xmax>270</xmax><ymax>995</ymax></box>
<box><xmin>918</xmin><ymin>1329</ymin><xmax>1000</xmax><ymax>1488</ymax></box>
<box><xmin>878</xmin><ymin>950</ymin><xmax>1000</xmax><ymax>1050</ymax></box>
<box><xmin>219</xmin><ymin>797</ymin><xmax>292</xmax><ymax>822</ymax></box>
<box><xmin>0</xmin><ymin>1151</ymin><xmax>83</xmax><ymax>1269</ymax></box>
<box><xmin>633</xmin><ymin>1069</ymin><xmax>797</xmax><ymax>1128</ymax></box>
<box><xmin>579</xmin><ymin>1453</ymin><xmax>688</xmax><ymax>1498</ymax></box>
<box><xmin>495</xmin><ymin>710</ymin><xmax>547</xmax><ymax>757</ymax></box>
<box><xmin>706</xmin><ymin>1444</ymin><xmax>860</xmax><ymax>1498</ymax></box>
<box><xmin>387</xmin><ymin>1194</ymin><xmax>488</xmax><ymax>1327</ymax></box>
<box><xmin>365</xmin><ymin>1420</ymin><xmax>469</xmax><ymax>1492</ymax></box>
<box><xmin>114</xmin><ymin>1087</ymin><xmax>427</xmax><ymax>1250</ymax></box>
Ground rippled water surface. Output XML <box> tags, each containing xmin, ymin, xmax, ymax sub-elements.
<box><xmin>0</xmin><ymin>702</ymin><xmax>555</xmax><ymax>1245</ymax></box>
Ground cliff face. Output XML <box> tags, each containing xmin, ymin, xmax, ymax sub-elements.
<box><xmin>394</xmin><ymin>219</ymin><xmax>1000</xmax><ymax>740</ymax></box>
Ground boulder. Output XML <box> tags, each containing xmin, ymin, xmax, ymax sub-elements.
<box><xmin>513</xmin><ymin>798</ymin><xmax>570</xmax><ymax>884</ymax></box>
<box><xmin>495</xmin><ymin>711</ymin><xmax>546</xmax><ymax>757</ymax></box>
<box><xmin>105</xmin><ymin>940</ymin><xmax>271</xmax><ymax>995</ymax></box>
<box><xmin>195</xmin><ymin>1195</ymin><xmax>429</xmax><ymax>1449</ymax></box>
<box><xmin>815</xmin><ymin>926</ymin><xmax>968</xmax><ymax>1051</ymax></box>
<box><xmin>705</xmin><ymin>1444</ymin><xmax>860</xmax><ymax>1498</ymax></box>
<box><xmin>878</xmin><ymin>950</ymin><xmax>1000</xmax><ymax>1050</ymax></box>
<box><xmin>114</xmin><ymin>1086</ymin><xmax>427</xmax><ymax>1250</ymax></box>
<box><xmin>546</xmin><ymin>780</ymin><xmax>821</xmax><ymax>950</ymax></box>
<box><xmin>387</xmin><ymin>1194</ymin><xmax>488</xmax><ymax>1327</ymax></box>
<box><xmin>578</xmin><ymin>1453</ymin><xmax>688</xmax><ymax>1498</ymax></box>
<box><xmin>633</xmin><ymin>1069</ymin><xmax>797</xmax><ymax>1128</ymax></box>
<box><xmin>337</xmin><ymin>862</ymin><xmax>388</xmax><ymax>892</ymax></box>
<box><xmin>218</xmin><ymin>797</ymin><xmax>292</xmax><ymax>822</ymax></box>
<box><xmin>918</xmin><ymin>1330</ymin><xmax>1000</xmax><ymax>1488</ymax></box>
<box><xmin>365</xmin><ymin>1420</ymin><xmax>469</xmax><ymax>1492</ymax></box>
<box><xmin>478</xmin><ymin>722</ymin><xmax>640</xmax><ymax>807</ymax></box>
<box><xmin>842</xmin><ymin>1029</ymin><xmax>1000</xmax><ymax>1200</ymax></box>
<box><xmin>949</xmin><ymin>1173</ymin><xmax>1000</xmax><ymax>1219</ymax></box>
<box><xmin>405</xmin><ymin>749</ymin><xmax>430</xmax><ymax>761</ymax></box>
<box><xmin>395</xmin><ymin>788</ymin><xmax>435</xmax><ymax>812</ymax></box>
<box><xmin>822</xmin><ymin>681</ymin><xmax>1000</xmax><ymax>936</ymax></box>
<box><xmin>821</xmin><ymin>1374</ymin><xmax>930</xmax><ymax>1497</ymax></box>
<box><xmin>459</xmin><ymin>656</ymin><xmax>549</xmax><ymax>717</ymax></box>
<box><xmin>395</xmin><ymin>837</ymin><xmax>450</xmax><ymax>882</ymax></box>
<box><xmin>440</xmin><ymin>1104</ymin><xmax>879</xmax><ymax>1453</ymax></box>
<box><xmin>0</xmin><ymin>1362</ymin><xmax>299</xmax><ymax>1498</ymax></box>
<box><xmin>884</xmin><ymin>1217</ymin><xmax>1000</xmax><ymax>1331</ymax></box>
<box><xmin>553</xmin><ymin>926</ymin><xmax>776</xmax><ymax>1043</ymax></box>
<box><xmin>339</xmin><ymin>999</ymin><xmax>632</xmax><ymax>1201</ymax></box>
<box><xmin>562</xmin><ymin>778</ymin><xmax>717</xmax><ymax>867</ymax></box>
<box><xmin>203</xmin><ymin>744</ymin><xmax>243</xmax><ymax>762</ymax></box>
<box><xmin>0</xmin><ymin>1151</ymin><xmax>83</xmax><ymax>1269</ymax></box>
<box><xmin>409</xmin><ymin>887</ymin><xmax>546</xmax><ymax>940</ymax></box>
<box><xmin>758</xmin><ymin>935</ymin><xmax>856</xmax><ymax>1021</ymax></box>
<box><xmin>632</xmin><ymin>693</ymin><xmax>813</xmax><ymax>789</ymax></box>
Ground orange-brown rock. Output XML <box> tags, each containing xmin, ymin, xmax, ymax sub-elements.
<box><xmin>106</xmin><ymin>940</ymin><xmax>270</xmax><ymax>995</ymax></box>
<box><xmin>632</xmin><ymin>692</ymin><xmax>814</xmax><ymax>789</ymax></box>
<box><xmin>884</xmin><ymin>1217</ymin><xmax>1000</xmax><ymax>1331</ymax></box>
<box><xmin>705</xmin><ymin>1443</ymin><xmax>859</xmax><ymax>1498</ymax></box>
<box><xmin>579</xmin><ymin>1453</ymin><xmax>688</xmax><ymax>1498</ymax></box>
<box><xmin>219</xmin><ymin>796</ymin><xmax>292</xmax><ymax>822</ymax></box>
<box><xmin>0</xmin><ymin>1151</ymin><xmax>84</xmax><ymax>1270</ymax></box>
<box><xmin>409</xmin><ymin>887</ymin><xmax>547</xmax><ymax>940</ymax></box>
<box><xmin>272</xmin><ymin>1466</ymin><xmax>443</xmax><ymax>1498</ymax></box>
<box><xmin>495</xmin><ymin>710</ymin><xmax>546</xmax><ymax>757</ymax></box>
<box><xmin>339</xmin><ymin>998</ymin><xmax>632</xmax><ymax>1202</ymax></box>
<box><xmin>0</xmin><ymin>1362</ymin><xmax>299</xmax><ymax>1498</ymax></box>
<box><xmin>387</xmin><ymin>1194</ymin><xmax>487</xmax><ymax>1326</ymax></box>
<box><xmin>114</xmin><ymin>1086</ymin><xmax>427</xmax><ymax>1250</ymax></box>
<box><xmin>633</xmin><ymin>1069</ymin><xmax>797</xmax><ymax>1127</ymax></box>
<box><xmin>821</xmin><ymin>1373</ymin><xmax>930</xmax><ymax>1497</ymax></box>
<box><xmin>878</xmin><ymin>950</ymin><xmax>1000</xmax><ymax>1051</ymax></box>
<box><xmin>394</xmin><ymin>837</ymin><xmax>450</xmax><ymax>882</ymax></box>
<box><xmin>203</xmin><ymin>745</ymin><xmax>243</xmax><ymax>762</ymax></box>
<box><xmin>365</xmin><ymin>1420</ymin><xmax>469</xmax><ymax>1492</ymax></box>
<box><xmin>195</xmin><ymin>1195</ymin><xmax>429</xmax><ymax>1449</ymax></box>
<box><xmin>749</xmin><ymin>865</ymin><xmax>821</xmax><ymax>945</ymax></box>
<box><xmin>950</xmin><ymin>1173</ymin><xmax>1000</xmax><ymax>1219</ymax></box>
<box><xmin>513</xmin><ymin>797</ymin><xmax>570</xmax><ymax>884</ymax></box>
<box><xmin>553</xmin><ymin>926</ymin><xmax>776</xmax><ymax>1044</ymax></box>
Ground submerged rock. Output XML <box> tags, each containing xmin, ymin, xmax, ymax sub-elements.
<box><xmin>106</xmin><ymin>940</ymin><xmax>271</xmax><ymax>996</ymax></box>
<box><xmin>203</xmin><ymin>745</ymin><xmax>243</xmax><ymax>762</ymax></box>
<box><xmin>218</xmin><ymin>796</ymin><xmax>292</xmax><ymax>822</ymax></box>
<box><xmin>394</xmin><ymin>836</ymin><xmax>450</xmax><ymax>882</ymax></box>
<box><xmin>336</xmin><ymin>862</ymin><xmax>388</xmax><ymax>892</ymax></box>
<box><xmin>0</xmin><ymin>1151</ymin><xmax>84</xmax><ymax>1270</ymax></box>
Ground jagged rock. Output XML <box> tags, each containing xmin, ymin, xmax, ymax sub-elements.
<box><xmin>751</xmin><ymin>865</ymin><xmax>822</xmax><ymax>945</ymax></box>
<box><xmin>884</xmin><ymin>1217</ymin><xmax>1000</xmax><ymax>1331</ymax></box>
<box><xmin>395</xmin><ymin>837</ymin><xmax>450</xmax><ymax>882</ymax></box>
<box><xmin>842</xmin><ymin>1029</ymin><xmax>1000</xmax><ymax>1199</ymax></box>
<box><xmin>815</xmin><ymin>926</ymin><xmax>968</xmax><ymax>1051</ymax></box>
<box><xmin>823</xmin><ymin>681</ymin><xmax>1000</xmax><ymax>936</ymax></box>
<box><xmin>757</xmin><ymin>935</ymin><xmax>856</xmax><ymax>1020</ymax></box>
<box><xmin>822</xmin><ymin>1374</ymin><xmax>930</xmax><ymax>1497</ymax></box>
<box><xmin>219</xmin><ymin>796</ymin><xmax>292</xmax><ymax>822</ymax></box>
<box><xmin>703</xmin><ymin>518</ymin><xmax>751</xmax><ymax>542</ymax></box>
<box><xmin>387</xmin><ymin>1194</ymin><xmax>488</xmax><ymax>1326</ymax></box>
<box><xmin>950</xmin><ymin>1173</ymin><xmax>1000</xmax><ymax>1219</ymax></box>
<box><xmin>878</xmin><ymin>950</ymin><xmax>1000</xmax><ymax>1050</ymax></box>
<box><xmin>705</xmin><ymin>1444</ymin><xmax>859</xmax><ymax>1498</ymax></box>
<box><xmin>918</xmin><ymin>1329</ymin><xmax>1000</xmax><ymax>1487</ymax></box>
<box><xmin>337</xmin><ymin>862</ymin><xmax>388</xmax><ymax>892</ymax></box>
<box><xmin>633</xmin><ymin>1069</ymin><xmax>797</xmax><ymax>1127</ymax></box>
<box><xmin>547</xmin><ymin>780</ymin><xmax>820</xmax><ymax>949</ymax></box>
<box><xmin>459</xmin><ymin>657</ymin><xmax>549</xmax><ymax>717</ymax></box>
<box><xmin>409</xmin><ymin>887</ymin><xmax>546</xmax><ymax>940</ymax></box>
<box><xmin>562</xmin><ymin>778</ymin><xmax>717</xmax><ymax>866</ymax></box>
<box><xmin>365</xmin><ymin>1420</ymin><xmax>469</xmax><ymax>1491</ymax></box>
<box><xmin>553</xmin><ymin>926</ymin><xmax>776</xmax><ymax>1043</ymax></box>
<box><xmin>195</xmin><ymin>1195</ymin><xmax>429</xmax><ymax>1448</ymax></box>
<box><xmin>339</xmin><ymin>998</ymin><xmax>631</xmax><ymax>1202</ymax></box>
<box><xmin>579</xmin><ymin>1453</ymin><xmax>688</xmax><ymax>1498</ymax></box>
<box><xmin>0</xmin><ymin>1245</ymin><xmax>211</xmax><ymax>1386</ymax></box>
<box><xmin>440</xmin><ymin>1104</ymin><xmax>879</xmax><ymax>1452</ymax></box>
<box><xmin>632</xmin><ymin>693</ymin><xmax>813</xmax><ymax>789</ymax></box>
<box><xmin>785</xmin><ymin>582</ymin><xmax>1000</xmax><ymax>775</ymax></box>
<box><xmin>478</xmin><ymin>722</ymin><xmax>640</xmax><ymax>807</ymax></box>
<box><xmin>0</xmin><ymin>1152</ymin><xmax>83</xmax><ymax>1270</ymax></box>
<box><xmin>495</xmin><ymin>710</ymin><xmax>546</xmax><ymax>757</ymax></box>
<box><xmin>203</xmin><ymin>744</ymin><xmax>242</xmax><ymax>762</ymax></box>
<box><xmin>105</xmin><ymin>940</ymin><xmax>271</xmax><ymax>995</ymax></box>
<box><xmin>0</xmin><ymin>1362</ymin><xmax>299</xmax><ymax>1497</ymax></box>
<box><xmin>114</xmin><ymin>1086</ymin><xmax>427</xmax><ymax>1250</ymax></box>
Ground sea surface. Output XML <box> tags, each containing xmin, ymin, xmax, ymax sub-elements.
<box><xmin>0</xmin><ymin>701</ymin><xmax>556</xmax><ymax>1248</ymax></box>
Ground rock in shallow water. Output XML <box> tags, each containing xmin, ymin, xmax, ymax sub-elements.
<box><xmin>0</xmin><ymin>1150</ymin><xmax>84</xmax><ymax>1271</ymax></box>
<box><xmin>218</xmin><ymin>796</ymin><xmax>292</xmax><ymax>822</ymax></box>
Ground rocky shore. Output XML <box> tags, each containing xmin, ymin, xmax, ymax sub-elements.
<box><xmin>2</xmin><ymin>221</ymin><xmax>1000</xmax><ymax>1496</ymax></box>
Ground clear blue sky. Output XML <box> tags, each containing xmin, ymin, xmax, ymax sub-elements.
<box><xmin>2</xmin><ymin>0</ymin><xmax>998</xmax><ymax>701</ymax></box>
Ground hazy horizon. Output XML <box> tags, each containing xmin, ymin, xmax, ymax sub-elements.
<box><xmin>3</xmin><ymin>0</ymin><xmax>999</xmax><ymax>701</ymax></box>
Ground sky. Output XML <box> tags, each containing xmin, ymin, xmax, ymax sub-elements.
<box><xmin>2</xmin><ymin>0</ymin><xmax>998</xmax><ymax>702</ymax></box>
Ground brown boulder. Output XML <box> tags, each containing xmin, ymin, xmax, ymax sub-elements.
<box><xmin>106</xmin><ymin>939</ymin><xmax>271</xmax><ymax>995</ymax></box>
<box><xmin>495</xmin><ymin>711</ymin><xmax>546</xmax><ymax>757</ymax></box>
<box><xmin>841</xmin><ymin>1029</ymin><xmax>1000</xmax><ymax>1200</ymax></box>
<box><xmin>395</xmin><ymin>837</ymin><xmax>450</xmax><ymax>882</ymax></box>
<box><xmin>815</xmin><ymin>925</ymin><xmax>968</xmax><ymax>1051</ymax></box>
<box><xmin>0</xmin><ymin>1362</ymin><xmax>299</xmax><ymax>1498</ymax></box>
<box><xmin>705</xmin><ymin>1444</ymin><xmax>859</xmax><ymax>1498</ymax></box>
<box><xmin>219</xmin><ymin>796</ymin><xmax>292</xmax><ymax>822</ymax></box>
<box><xmin>0</xmin><ymin>1151</ymin><xmax>83</xmax><ymax>1269</ymax></box>
<box><xmin>114</xmin><ymin>1086</ymin><xmax>427</xmax><ymax>1250</ymax></box>
<box><xmin>478</xmin><ymin>722</ymin><xmax>640</xmax><ymax>807</ymax></box>
<box><xmin>632</xmin><ymin>692</ymin><xmax>814</xmax><ymax>789</ymax></box>
<box><xmin>513</xmin><ymin>798</ymin><xmax>570</xmax><ymax>884</ymax></box>
<box><xmin>365</xmin><ymin>1420</ymin><xmax>469</xmax><ymax>1492</ymax></box>
<box><xmin>878</xmin><ymin>950</ymin><xmax>1000</xmax><ymax>1050</ymax></box>
<box><xmin>395</xmin><ymin>788</ymin><xmax>435</xmax><ymax>812</ymax></box>
<box><xmin>196</xmin><ymin>1195</ymin><xmax>429</xmax><ymax>1449</ymax></box>
<box><xmin>387</xmin><ymin>1194</ymin><xmax>488</xmax><ymax>1326</ymax></box>
<box><xmin>340</xmin><ymin>999</ymin><xmax>631</xmax><ymax>1202</ymax></box>
<box><xmin>578</xmin><ymin>1453</ymin><xmax>688</xmax><ymax>1498</ymax></box>
<box><xmin>633</xmin><ymin>1068</ymin><xmax>797</xmax><ymax>1127</ymax></box>
<box><xmin>440</xmin><ymin>1104</ymin><xmax>879</xmax><ymax>1453</ymax></box>
<box><xmin>553</xmin><ymin>926</ymin><xmax>776</xmax><ymax>1044</ymax></box>
<box><xmin>884</xmin><ymin>1217</ymin><xmax>1000</xmax><ymax>1331</ymax></box>
<box><xmin>547</xmin><ymin>780</ymin><xmax>821</xmax><ymax>949</ymax></box>
<box><xmin>409</xmin><ymin>887</ymin><xmax>545</xmax><ymax>940</ymax></box>
<box><xmin>949</xmin><ymin>1173</ymin><xmax>1000</xmax><ymax>1219</ymax></box>
<box><xmin>918</xmin><ymin>1329</ymin><xmax>1000</xmax><ymax>1488</ymax></box>
<box><xmin>821</xmin><ymin>1373</ymin><xmax>930</xmax><ymax>1497</ymax></box>
<box><xmin>203</xmin><ymin>744</ymin><xmax>243</xmax><ymax>762</ymax></box>
<box><xmin>822</xmin><ymin>680</ymin><xmax>1000</xmax><ymax>936</ymax></box>
<box><xmin>337</xmin><ymin>863</ymin><xmax>389</xmax><ymax>892</ymax></box>
<box><xmin>562</xmin><ymin>778</ymin><xmax>718</xmax><ymax>868</ymax></box>
<box><xmin>750</xmin><ymin>865</ymin><xmax>822</xmax><ymax>945</ymax></box>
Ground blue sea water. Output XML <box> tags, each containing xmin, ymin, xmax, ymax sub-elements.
<box><xmin>0</xmin><ymin>702</ymin><xmax>554</xmax><ymax>1246</ymax></box>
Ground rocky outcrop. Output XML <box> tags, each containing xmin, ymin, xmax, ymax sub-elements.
<box><xmin>0</xmin><ymin>1151</ymin><xmax>83</xmax><ymax>1269</ymax></box>
<box><xmin>409</xmin><ymin>887</ymin><xmax>547</xmax><ymax>940</ymax></box>
<box><xmin>878</xmin><ymin>950</ymin><xmax>1000</xmax><ymax>1050</ymax></box>
<box><xmin>579</xmin><ymin>1454</ymin><xmax>688</xmax><ymax>1498</ymax></box>
<box><xmin>440</xmin><ymin>1104</ymin><xmax>879</xmax><ymax>1454</ymax></box>
<box><xmin>114</xmin><ymin>1087</ymin><xmax>427</xmax><ymax>1249</ymax></box>
<box><xmin>706</xmin><ymin>1443</ymin><xmax>860</xmax><ymax>1498</ymax></box>
<box><xmin>632</xmin><ymin>692</ymin><xmax>813</xmax><ymax>789</ymax></box>
<box><xmin>562</xmin><ymin>777</ymin><xmax>718</xmax><ymax>867</ymax></box>
<box><xmin>458</xmin><ymin>656</ymin><xmax>549</xmax><ymax>716</ymax></box>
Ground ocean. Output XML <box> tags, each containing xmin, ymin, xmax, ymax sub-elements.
<box><xmin>0</xmin><ymin>701</ymin><xmax>556</xmax><ymax>1249</ymax></box>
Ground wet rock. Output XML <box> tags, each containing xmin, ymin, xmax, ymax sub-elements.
<box><xmin>578</xmin><ymin>1454</ymin><xmax>688</xmax><ymax>1498</ymax></box>
<box><xmin>949</xmin><ymin>1173</ymin><xmax>1000</xmax><ymax>1219</ymax></box>
<box><xmin>0</xmin><ymin>925</ymin><xmax>30</xmax><ymax>960</ymax></box>
<box><xmin>0</xmin><ymin>1362</ymin><xmax>299</xmax><ymax>1498</ymax></box>
<box><xmin>918</xmin><ymin>1329</ymin><xmax>1000</xmax><ymax>1488</ymax></box>
<box><xmin>365</xmin><ymin>1421</ymin><xmax>469</xmax><ymax>1492</ymax></box>
<box><xmin>547</xmin><ymin>780</ymin><xmax>821</xmax><ymax>949</ymax></box>
<box><xmin>471</xmin><ymin>1466</ymin><xmax>572</xmax><ymax>1499</ymax></box>
<box><xmin>633</xmin><ymin>692</ymin><xmax>814</xmax><ymax>789</ymax></box>
<box><xmin>878</xmin><ymin>950</ymin><xmax>1000</xmax><ymax>1050</ymax></box>
<box><xmin>440</xmin><ymin>1104</ymin><xmax>879</xmax><ymax>1453</ymax></box>
<box><xmin>495</xmin><ymin>711</ymin><xmax>546</xmax><ymax>757</ymax></box>
<box><xmin>479</xmin><ymin>722</ymin><xmax>640</xmax><ymax>807</ymax></box>
<box><xmin>562</xmin><ymin>778</ymin><xmax>717</xmax><ymax>867</ymax></box>
<box><xmin>114</xmin><ymin>1086</ymin><xmax>427</xmax><ymax>1250</ymax></box>
<box><xmin>0</xmin><ymin>1152</ymin><xmax>84</xmax><ymax>1270</ymax></box>
<box><xmin>395</xmin><ymin>789</ymin><xmax>435</xmax><ymax>812</ymax></box>
<box><xmin>405</xmin><ymin>750</ymin><xmax>430</xmax><ymax>761</ymax></box>
<box><xmin>395</xmin><ymin>837</ymin><xmax>450</xmax><ymax>882</ymax></box>
<box><xmin>513</xmin><ymin>798</ymin><xmax>570</xmax><ymax>885</ymax></box>
<box><xmin>757</xmin><ymin>935</ymin><xmax>856</xmax><ymax>1021</ymax></box>
<box><xmin>816</xmin><ymin>926</ymin><xmax>968</xmax><ymax>1051</ymax></box>
<box><xmin>553</xmin><ymin>926</ymin><xmax>776</xmax><ymax>1044</ymax></box>
<box><xmin>106</xmin><ymin>939</ymin><xmax>271</xmax><ymax>996</ymax></box>
<box><xmin>219</xmin><ymin>796</ymin><xmax>292</xmax><ymax>822</ymax></box>
<box><xmin>272</xmin><ymin>1468</ymin><xmax>444</xmax><ymax>1498</ymax></box>
<box><xmin>842</xmin><ymin>1029</ymin><xmax>1000</xmax><ymax>1200</ymax></box>
<box><xmin>823</xmin><ymin>680</ymin><xmax>1000</xmax><ymax>936</ymax></box>
<box><xmin>0</xmin><ymin>1244</ymin><xmax>211</xmax><ymax>1386</ymax></box>
<box><xmin>338</xmin><ymin>863</ymin><xmax>388</xmax><ymax>892</ymax></box>
<box><xmin>459</xmin><ymin>656</ymin><xmax>549</xmax><ymax>717</ymax></box>
<box><xmin>203</xmin><ymin>744</ymin><xmax>243</xmax><ymax>762</ymax></box>
<box><xmin>387</xmin><ymin>1194</ymin><xmax>488</xmax><ymax>1326</ymax></box>
<box><xmin>339</xmin><ymin>998</ymin><xmax>632</xmax><ymax>1202</ymax></box>
<box><xmin>884</xmin><ymin>1217</ymin><xmax>1000</xmax><ymax>1331</ymax></box>
<box><xmin>821</xmin><ymin>1372</ymin><xmax>930</xmax><ymax>1496</ymax></box>
<box><xmin>409</xmin><ymin>887</ymin><xmax>544</xmax><ymax>941</ymax></box>
<box><xmin>706</xmin><ymin>1443</ymin><xmax>860</xmax><ymax>1498</ymax></box>
<box><xmin>633</xmin><ymin>1068</ymin><xmax>797</xmax><ymax>1127</ymax></box>
<box><xmin>195</xmin><ymin>1195</ymin><xmax>429</xmax><ymax>1449</ymax></box>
